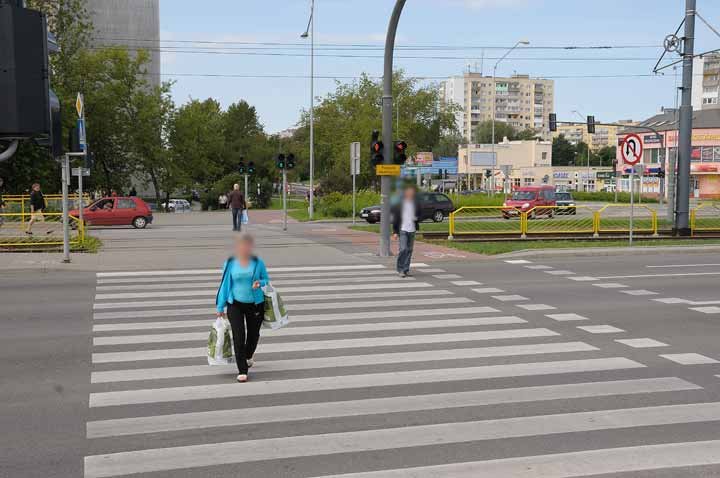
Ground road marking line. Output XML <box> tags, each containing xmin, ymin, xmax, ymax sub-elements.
<box><xmin>94</xmin><ymin>289</ymin><xmax>455</xmax><ymax>310</ymax></box>
<box><xmin>647</xmin><ymin>263</ymin><xmax>720</xmax><ymax>268</ymax></box>
<box><xmin>653</xmin><ymin>298</ymin><xmax>689</xmax><ymax>304</ymax></box>
<box><xmin>660</xmin><ymin>353</ymin><xmax>719</xmax><ymax>365</ymax></box>
<box><xmin>97</xmin><ymin>269</ymin><xmax>399</xmax><ymax>284</ymax></box>
<box><xmin>274</xmin><ymin>282</ymin><xmax>433</xmax><ymax>294</ymax></box>
<box><xmin>92</xmin><ymin>328</ymin><xmax>558</xmax><ymax>364</ymax></box>
<box><xmin>505</xmin><ymin>260</ymin><xmax>531</xmax><ymax>264</ymax></box>
<box><xmin>451</xmin><ymin>280</ymin><xmax>483</xmax><ymax>286</ymax></box>
<box><xmin>690</xmin><ymin>306</ymin><xmax>720</xmax><ymax>314</ymax></box>
<box><xmin>492</xmin><ymin>295</ymin><xmax>529</xmax><ymax>302</ymax></box>
<box><xmin>473</xmin><ymin>288</ymin><xmax>505</xmax><ymax>294</ymax></box>
<box><xmin>88</xmin><ymin>357</ymin><xmax>643</xmax><ymax>407</ymax></box>
<box><xmin>419</xmin><ymin>268</ymin><xmax>446</xmax><ymax>273</ymax></box>
<box><xmin>621</xmin><ymin>290</ymin><xmax>659</xmax><ymax>296</ymax></box>
<box><xmin>86</xmin><ymin>377</ymin><xmax>696</xmax><ymax>438</ymax></box>
<box><xmin>593</xmin><ymin>283</ymin><xmax>629</xmax><ymax>289</ymax></box>
<box><xmin>96</xmin><ymin>265</ymin><xmax>391</xmax><ymax>278</ymax></box>
<box><xmin>517</xmin><ymin>304</ymin><xmax>557</xmax><ymax>311</ymax></box>
<box><xmin>595</xmin><ymin>271</ymin><xmax>720</xmax><ymax>279</ymax></box>
<box><xmin>287</xmin><ymin>297</ymin><xmax>473</xmax><ymax>311</ymax></box>
<box><xmin>86</xmin><ymin>398</ymin><xmax>720</xmax><ymax>477</ymax></box>
<box><xmin>310</xmin><ymin>440</ymin><xmax>720</xmax><ymax>478</ymax></box>
<box><xmin>524</xmin><ymin>265</ymin><xmax>552</xmax><ymax>270</ymax></box>
<box><xmin>616</xmin><ymin>338</ymin><xmax>669</xmax><ymax>348</ymax></box>
<box><xmin>271</xmin><ymin>276</ymin><xmax>419</xmax><ymax>286</ymax></box>
<box><xmin>546</xmin><ymin>313</ymin><xmax>590</xmax><ymax>322</ymax></box>
<box><xmin>577</xmin><ymin>325</ymin><xmax>625</xmax><ymax>334</ymax></box>
<box><xmin>91</xmin><ymin>341</ymin><xmax>596</xmax><ymax>384</ymax></box>
<box><xmin>290</xmin><ymin>306</ymin><xmax>501</xmax><ymax>323</ymax></box>
<box><xmin>544</xmin><ymin>270</ymin><xmax>575</xmax><ymax>276</ymax></box>
<box><xmin>433</xmin><ymin>274</ymin><xmax>462</xmax><ymax>279</ymax></box>
<box><xmin>567</xmin><ymin>276</ymin><xmax>599</xmax><ymax>282</ymax></box>
<box><xmin>93</xmin><ymin>316</ymin><xmax>528</xmax><ymax>346</ymax></box>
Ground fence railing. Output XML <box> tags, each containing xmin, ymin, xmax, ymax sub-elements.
<box><xmin>0</xmin><ymin>212</ymin><xmax>85</xmax><ymax>247</ymax></box>
<box><xmin>691</xmin><ymin>203</ymin><xmax>720</xmax><ymax>234</ymax></box>
<box><xmin>448</xmin><ymin>204</ymin><xmax>659</xmax><ymax>239</ymax></box>
<box><xmin>1</xmin><ymin>194</ymin><xmax>90</xmax><ymax>223</ymax></box>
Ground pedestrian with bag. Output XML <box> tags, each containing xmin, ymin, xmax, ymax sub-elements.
<box><xmin>26</xmin><ymin>183</ymin><xmax>52</xmax><ymax>236</ymax></box>
<box><xmin>228</xmin><ymin>184</ymin><xmax>247</xmax><ymax>232</ymax></box>
<box><xmin>215</xmin><ymin>233</ymin><xmax>270</xmax><ymax>383</ymax></box>
<box><xmin>392</xmin><ymin>185</ymin><xmax>420</xmax><ymax>278</ymax></box>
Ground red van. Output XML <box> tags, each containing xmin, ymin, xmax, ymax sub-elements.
<box><xmin>70</xmin><ymin>197</ymin><xmax>154</xmax><ymax>229</ymax></box>
<box><xmin>502</xmin><ymin>185</ymin><xmax>556</xmax><ymax>219</ymax></box>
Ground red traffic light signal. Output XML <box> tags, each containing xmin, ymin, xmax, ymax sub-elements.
<box><xmin>393</xmin><ymin>141</ymin><xmax>408</xmax><ymax>164</ymax></box>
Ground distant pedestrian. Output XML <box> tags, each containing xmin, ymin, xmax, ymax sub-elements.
<box><xmin>129</xmin><ymin>187</ymin><xmax>137</xmax><ymax>197</ymax></box>
<box><xmin>215</xmin><ymin>233</ymin><xmax>270</xmax><ymax>383</ymax></box>
<box><xmin>219</xmin><ymin>193</ymin><xmax>228</xmax><ymax>210</ymax></box>
<box><xmin>228</xmin><ymin>184</ymin><xmax>247</xmax><ymax>232</ymax></box>
<box><xmin>26</xmin><ymin>183</ymin><xmax>51</xmax><ymax>236</ymax></box>
<box><xmin>111</xmin><ymin>189</ymin><xmax>118</xmax><ymax>198</ymax></box>
<box><xmin>392</xmin><ymin>185</ymin><xmax>420</xmax><ymax>278</ymax></box>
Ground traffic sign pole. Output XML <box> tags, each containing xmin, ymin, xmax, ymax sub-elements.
<box><xmin>351</xmin><ymin>142</ymin><xmax>360</xmax><ymax>226</ymax></box>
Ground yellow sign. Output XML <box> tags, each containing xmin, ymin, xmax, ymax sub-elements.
<box><xmin>376</xmin><ymin>164</ymin><xmax>402</xmax><ymax>176</ymax></box>
<box><xmin>75</xmin><ymin>93</ymin><xmax>84</xmax><ymax>118</ymax></box>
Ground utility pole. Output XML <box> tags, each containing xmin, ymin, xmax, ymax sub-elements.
<box><xmin>676</xmin><ymin>0</ymin><xmax>696</xmax><ymax>235</ymax></box>
<box><xmin>61</xmin><ymin>154</ymin><xmax>70</xmax><ymax>263</ymax></box>
<box><xmin>379</xmin><ymin>0</ymin><xmax>406</xmax><ymax>257</ymax></box>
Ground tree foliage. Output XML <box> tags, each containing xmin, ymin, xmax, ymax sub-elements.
<box><xmin>472</xmin><ymin>121</ymin><xmax>540</xmax><ymax>144</ymax></box>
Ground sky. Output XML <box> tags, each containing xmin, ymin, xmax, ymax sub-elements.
<box><xmin>158</xmin><ymin>0</ymin><xmax>720</xmax><ymax>134</ymax></box>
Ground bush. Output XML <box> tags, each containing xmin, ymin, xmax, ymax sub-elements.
<box><xmin>315</xmin><ymin>190</ymin><xmax>380</xmax><ymax>218</ymax></box>
<box><xmin>572</xmin><ymin>191</ymin><xmax>658</xmax><ymax>203</ymax></box>
<box><xmin>250</xmin><ymin>178</ymin><xmax>273</xmax><ymax>209</ymax></box>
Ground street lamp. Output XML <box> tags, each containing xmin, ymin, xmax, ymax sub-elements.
<box><xmin>301</xmin><ymin>0</ymin><xmax>315</xmax><ymax>220</ymax></box>
<box><xmin>491</xmin><ymin>40</ymin><xmax>529</xmax><ymax>196</ymax></box>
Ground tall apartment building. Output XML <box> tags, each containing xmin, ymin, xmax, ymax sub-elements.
<box><xmin>85</xmin><ymin>0</ymin><xmax>161</xmax><ymax>87</ymax></box>
<box><xmin>554</xmin><ymin>120</ymin><xmax>636</xmax><ymax>151</ymax></box>
<box><xmin>693</xmin><ymin>53</ymin><xmax>720</xmax><ymax>110</ymax></box>
<box><xmin>440</xmin><ymin>73</ymin><xmax>555</xmax><ymax>143</ymax></box>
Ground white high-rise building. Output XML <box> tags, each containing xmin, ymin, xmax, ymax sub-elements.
<box><xmin>85</xmin><ymin>0</ymin><xmax>161</xmax><ymax>87</ymax></box>
<box><xmin>692</xmin><ymin>53</ymin><xmax>720</xmax><ymax>110</ymax></box>
<box><xmin>440</xmin><ymin>72</ymin><xmax>555</xmax><ymax>143</ymax></box>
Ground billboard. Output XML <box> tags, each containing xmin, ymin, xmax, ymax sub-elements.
<box><xmin>470</xmin><ymin>151</ymin><xmax>496</xmax><ymax>167</ymax></box>
<box><xmin>415</xmin><ymin>152</ymin><xmax>434</xmax><ymax>166</ymax></box>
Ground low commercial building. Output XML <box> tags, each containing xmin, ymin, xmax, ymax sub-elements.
<box><xmin>457</xmin><ymin>139</ymin><xmax>613</xmax><ymax>192</ymax></box>
<box><xmin>617</xmin><ymin>108</ymin><xmax>720</xmax><ymax>199</ymax></box>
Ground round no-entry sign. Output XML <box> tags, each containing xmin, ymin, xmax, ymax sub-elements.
<box><xmin>621</xmin><ymin>133</ymin><xmax>643</xmax><ymax>165</ymax></box>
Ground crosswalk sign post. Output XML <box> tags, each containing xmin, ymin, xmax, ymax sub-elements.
<box><xmin>351</xmin><ymin>142</ymin><xmax>361</xmax><ymax>225</ymax></box>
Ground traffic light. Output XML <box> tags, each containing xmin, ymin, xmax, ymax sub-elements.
<box><xmin>238</xmin><ymin>161</ymin><xmax>246</xmax><ymax>174</ymax></box>
<box><xmin>393</xmin><ymin>141</ymin><xmax>408</xmax><ymax>165</ymax></box>
<box><xmin>84</xmin><ymin>152</ymin><xmax>95</xmax><ymax>170</ymax></box>
<box><xmin>247</xmin><ymin>161</ymin><xmax>256</xmax><ymax>175</ymax></box>
<box><xmin>587</xmin><ymin>115</ymin><xmax>596</xmax><ymax>134</ymax></box>
<box><xmin>0</xmin><ymin>2</ymin><xmax>57</xmax><ymax>147</ymax></box>
<box><xmin>275</xmin><ymin>154</ymin><xmax>286</xmax><ymax>170</ymax></box>
<box><xmin>549</xmin><ymin>113</ymin><xmax>557</xmax><ymax>132</ymax></box>
<box><xmin>658</xmin><ymin>168</ymin><xmax>666</xmax><ymax>179</ymax></box>
<box><xmin>286</xmin><ymin>153</ymin><xmax>296</xmax><ymax>170</ymax></box>
<box><xmin>485</xmin><ymin>169</ymin><xmax>492</xmax><ymax>179</ymax></box>
<box><xmin>370</xmin><ymin>130</ymin><xmax>384</xmax><ymax>167</ymax></box>
<box><xmin>68</xmin><ymin>126</ymin><xmax>82</xmax><ymax>153</ymax></box>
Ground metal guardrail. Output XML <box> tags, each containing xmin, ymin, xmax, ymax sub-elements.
<box><xmin>448</xmin><ymin>204</ymin><xmax>659</xmax><ymax>239</ymax></box>
<box><xmin>1</xmin><ymin>194</ymin><xmax>90</xmax><ymax>223</ymax></box>
<box><xmin>691</xmin><ymin>203</ymin><xmax>720</xmax><ymax>234</ymax></box>
<box><xmin>0</xmin><ymin>212</ymin><xmax>85</xmax><ymax>247</ymax></box>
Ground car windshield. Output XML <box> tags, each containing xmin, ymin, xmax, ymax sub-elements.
<box><xmin>511</xmin><ymin>191</ymin><xmax>537</xmax><ymax>201</ymax></box>
<box><xmin>556</xmin><ymin>193</ymin><xmax>572</xmax><ymax>200</ymax></box>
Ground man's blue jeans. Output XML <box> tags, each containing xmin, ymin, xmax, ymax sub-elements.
<box><xmin>397</xmin><ymin>231</ymin><xmax>415</xmax><ymax>273</ymax></box>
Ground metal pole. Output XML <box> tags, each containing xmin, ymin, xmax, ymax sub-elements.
<box><xmin>78</xmin><ymin>170</ymin><xmax>84</xmax><ymax>225</ymax></box>
<box><xmin>352</xmin><ymin>168</ymin><xmax>356</xmax><ymax>226</ymax></box>
<box><xmin>629</xmin><ymin>171</ymin><xmax>635</xmax><ymax>246</ymax></box>
<box><xmin>379</xmin><ymin>0</ymin><xmax>406</xmax><ymax>257</ymax></box>
<box><xmin>282</xmin><ymin>169</ymin><xmax>287</xmax><ymax>232</ymax></box>
<box><xmin>676</xmin><ymin>0</ymin><xmax>696</xmax><ymax>235</ymax></box>
<box><xmin>308</xmin><ymin>0</ymin><xmax>315</xmax><ymax>221</ymax></box>
<box><xmin>62</xmin><ymin>154</ymin><xmax>71</xmax><ymax>263</ymax></box>
<box><xmin>491</xmin><ymin>66</ymin><xmax>496</xmax><ymax>197</ymax></box>
<box><xmin>244</xmin><ymin>173</ymin><xmax>248</xmax><ymax>202</ymax></box>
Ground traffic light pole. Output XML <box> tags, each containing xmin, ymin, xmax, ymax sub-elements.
<box><xmin>244</xmin><ymin>174</ymin><xmax>248</xmax><ymax>203</ymax></box>
<box><xmin>282</xmin><ymin>168</ymin><xmax>288</xmax><ymax>232</ymax></box>
<box><xmin>379</xmin><ymin>0</ymin><xmax>406</xmax><ymax>258</ymax></box>
<box><xmin>61</xmin><ymin>154</ymin><xmax>70</xmax><ymax>263</ymax></box>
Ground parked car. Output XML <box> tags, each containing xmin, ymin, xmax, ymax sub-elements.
<box><xmin>70</xmin><ymin>196</ymin><xmax>153</xmax><ymax>229</ymax></box>
<box><xmin>555</xmin><ymin>191</ymin><xmax>577</xmax><ymax>215</ymax></box>
<box><xmin>502</xmin><ymin>186</ymin><xmax>556</xmax><ymax>219</ymax></box>
<box><xmin>161</xmin><ymin>199</ymin><xmax>191</xmax><ymax>212</ymax></box>
<box><xmin>360</xmin><ymin>192</ymin><xmax>455</xmax><ymax>224</ymax></box>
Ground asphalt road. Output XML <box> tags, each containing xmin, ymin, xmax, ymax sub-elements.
<box><xmin>2</xmin><ymin>211</ymin><xmax>720</xmax><ymax>477</ymax></box>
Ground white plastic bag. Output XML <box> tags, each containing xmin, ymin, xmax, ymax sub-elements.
<box><xmin>241</xmin><ymin>209</ymin><xmax>249</xmax><ymax>225</ymax></box>
<box><xmin>207</xmin><ymin>317</ymin><xmax>234</xmax><ymax>365</ymax></box>
<box><xmin>262</xmin><ymin>284</ymin><xmax>289</xmax><ymax>330</ymax></box>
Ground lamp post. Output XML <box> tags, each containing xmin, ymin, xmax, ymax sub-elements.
<box><xmin>301</xmin><ymin>0</ymin><xmax>315</xmax><ymax>220</ymax></box>
<box><xmin>491</xmin><ymin>40</ymin><xmax>529</xmax><ymax>196</ymax></box>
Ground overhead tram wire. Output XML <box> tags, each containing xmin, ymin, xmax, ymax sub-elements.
<box><xmin>151</xmin><ymin>72</ymin><xmax>685</xmax><ymax>80</ymax></box>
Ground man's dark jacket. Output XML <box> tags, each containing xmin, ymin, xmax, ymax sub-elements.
<box><xmin>392</xmin><ymin>198</ymin><xmax>421</xmax><ymax>235</ymax></box>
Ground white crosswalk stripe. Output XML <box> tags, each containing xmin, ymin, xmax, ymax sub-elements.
<box><xmin>83</xmin><ymin>264</ymin><xmax>717</xmax><ymax>478</ymax></box>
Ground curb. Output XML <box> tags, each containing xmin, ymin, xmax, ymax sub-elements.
<box><xmin>498</xmin><ymin>244</ymin><xmax>720</xmax><ymax>259</ymax></box>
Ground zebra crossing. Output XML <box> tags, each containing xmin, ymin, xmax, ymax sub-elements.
<box><xmin>86</xmin><ymin>262</ymin><xmax>720</xmax><ymax>477</ymax></box>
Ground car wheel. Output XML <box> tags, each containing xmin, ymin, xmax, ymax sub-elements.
<box><xmin>432</xmin><ymin>210</ymin><xmax>444</xmax><ymax>223</ymax></box>
<box><xmin>366</xmin><ymin>218</ymin><xmax>377</xmax><ymax>224</ymax></box>
<box><xmin>132</xmin><ymin>216</ymin><xmax>148</xmax><ymax>229</ymax></box>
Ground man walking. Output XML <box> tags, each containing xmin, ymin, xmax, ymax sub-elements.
<box><xmin>26</xmin><ymin>183</ymin><xmax>51</xmax><ymax>236</ymax></box>
<box><xmin>228</xmin><ymin>184</ymin><xmax>247</xmax><ymax>232</ymax></box>
<box><xmin>392</xmin><ymin>185</ymin><xmax>420</xmax><ymax>278</ymax></box>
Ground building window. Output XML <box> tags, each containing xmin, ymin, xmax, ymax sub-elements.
<box><xmin>513</xmin><ymin>178</ymin><xmax>521</xmax><ymax>188</ymax></box>
<box><xmin>541</xmin><ymin>152</ymin><xmax>548</xmax><ymax>160</ymax></box>
<box><xmin>643</xmin><ymin>149</ymin><xmax>665</xmax><ymax>164</ymax></box>
<box><xmin>523</xmin><ymin>178</ymin><xmax>534</xmax><ymax>186</ymax></box>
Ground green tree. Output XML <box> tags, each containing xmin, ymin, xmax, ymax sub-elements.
<box><xmin>472</xmin><ymin>121</ymin><xmax>517</xmax><ymax>144</ymax></box>
<box><xmin>595</xmin><ymin>145</ymin><xmax>617</xmax><ymax>166</ymax></box>
<box><xmin>433</xmin><ymin>133</ymin><xmax>465</xmax><ymax>158</ymax></box>
<box><xmin>552</xmin><ymin>135</ymin><xmax>577</xmax><ymax>166</ymax></box>
<box><xmin>516</xmin><ymin>128</ymin><xmax>541</xmax><ymax>141</ymax></box>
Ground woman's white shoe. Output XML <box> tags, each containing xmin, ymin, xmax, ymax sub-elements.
<box><xmin>247</xmin><ymin>358</ymin><xmax>255</xmax><ymax>368</ymax></box>
<box><xmin>236</xmin><ymin>374</ymin><xmax>248</xmax><ymax>383</ymax></box>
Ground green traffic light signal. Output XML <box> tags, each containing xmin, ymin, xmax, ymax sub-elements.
<box><xmin>248</xmin><ymin>162</ymin><xmax>256</xmax><ymax>175</ymax></box>
<box><xmin>286</xmin><ymin>153</ymin><xmax>296</xmax><ymax>170</ymax></box>
<box><xmin>276</xmin><ymin>154</ymin><xmax>286</xmax><ymax>170</ymax></box>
